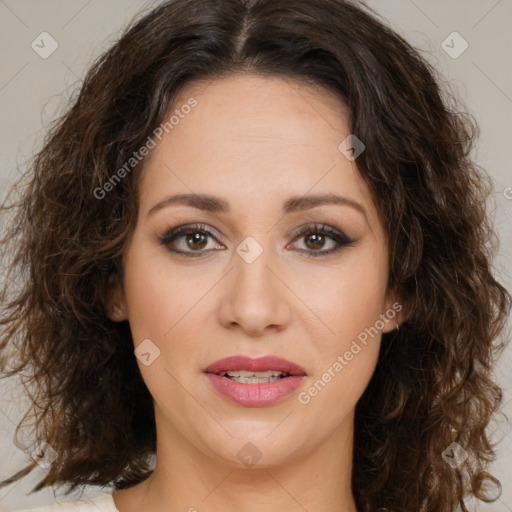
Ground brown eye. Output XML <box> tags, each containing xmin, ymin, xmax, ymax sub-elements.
<box><xmin>184</xmin><ymin>232</ymin><xmax>208</xmax><ymax>250</ymax></box>
<box><xmin>161</xmin><ymin>224</ymin><xmax>224</xmax><ymax>257</ymax></box>
<box><xmin>304</xmin><ymin>232</ymin><xmax>327</xmax><ymax>251</ymax></box>
<box><xmin>289</xmin><ymin>224</ymin><xmax>355</xmax><ymax>257</ymax></box>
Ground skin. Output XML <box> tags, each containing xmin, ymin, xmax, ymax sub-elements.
<box><xmin>107</xmin><ymin>73</ymin><xmax>402</xmax><ymax>512</ymax></box>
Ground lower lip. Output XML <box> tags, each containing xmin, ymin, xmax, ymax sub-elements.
<box><xmin>205</xmin><ymin>373</ymin><xmax>306</xmax><ymax>407</ymax></box>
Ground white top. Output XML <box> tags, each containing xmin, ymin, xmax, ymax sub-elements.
<box><xmin>16</xmin><ymin>493</ymin><xmax>119</xmax><ymax>512</ymax></box>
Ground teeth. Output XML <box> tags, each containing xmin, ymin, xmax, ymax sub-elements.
<box><xmin>226</xmin><ymin>376</ymin><xmax>281</xmax><ymax>384</ymax></box>
<box><xmin>219</xmin><ymin>370</ymin><xmax>289</xmax><ymax>383</ymax></box>
<box><xmin>222</xmin><ymin>370</ymin><xmax>285</xmax><ymax>378</ymax></box>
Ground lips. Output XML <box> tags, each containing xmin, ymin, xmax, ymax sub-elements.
<box><xmin>204</xmin><ymin>355</ymin><xmax>307</xmax><ymax>376</ymax></box>
<box><xmin>203</xmin><ymin>355</ymin><xmax>307</xmax><ymax>407</ymax></box>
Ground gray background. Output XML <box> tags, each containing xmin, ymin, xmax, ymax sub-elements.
<box><xmin>0</xmin><ymin>1</ymin><xmax>511</xmax><ymax>511</ymax></box>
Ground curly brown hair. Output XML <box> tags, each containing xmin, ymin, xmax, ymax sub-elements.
<box><xmin>1</xmin><ymin>0</ymin><xmax>510</xmax><ymax>511</ymax></box>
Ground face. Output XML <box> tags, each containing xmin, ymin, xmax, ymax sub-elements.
<box><xmin>108</xmin><ymin>73</ymin><xmax>400</xmax><ymax>469</ymax></box>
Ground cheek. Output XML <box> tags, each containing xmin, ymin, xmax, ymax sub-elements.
<box><xmin>123</xmin><ymin>245</ymin><xmax>199</xmax><ymax>339</ymax></box>
<box><xmin>122</xmin><ymin>243</ymin><xmax>210</xmax><ymax>388</ymax></box>
<box><xmin>319</xmin><ymin>346</ymin><xmax>380</xmax><ymax>413</ymax></box>
<box><xmin>302</xmin><ymin>258</ymin><xmax>387</xmax><ymax>414</ymax></box>
<box><xmin>299</xmin><ymin>255</ymin><xmax>388</xmax><ymax>351</ymax></box>
<box><xmin>298</xmin><ymin>310</ymin><xmax>383</xmax><ymax>423</ymax></box>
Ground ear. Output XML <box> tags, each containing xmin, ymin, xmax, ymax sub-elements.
<box><xmin>105</xmin><ymin>279</ymin><xmax>128</xmax><ymax>322</ymax></box>
<box><xmin>381</xmin><ymin>286</ymin><xmax>405</xmax><ymax>334</ymax></box>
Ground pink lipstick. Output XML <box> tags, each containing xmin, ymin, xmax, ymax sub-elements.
<box><xmin>204</xmin><ymin>355</ymin><xmax>307</xmax><ymax>407</ymax></box>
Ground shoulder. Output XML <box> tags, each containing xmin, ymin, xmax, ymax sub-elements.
<box><xmin>16</xmin><ymin>493</ymin><xmax>118</xmax><ymax>512</ymax></box>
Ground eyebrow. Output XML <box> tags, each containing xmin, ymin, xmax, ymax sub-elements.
<box><xmin>147</xmin><ymin>192</ymin><xmax>368</xmax><ymax>222</ymax></box>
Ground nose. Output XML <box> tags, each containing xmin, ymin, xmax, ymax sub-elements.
<box><xmin>216</xmin><ymin>245</ymin><xmax>292</xmax><ymax>336</ymax></box>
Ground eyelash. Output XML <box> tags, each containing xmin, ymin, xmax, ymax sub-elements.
<box><xmin>160</xmin><ymin>223</ymin><xmax>355</xmax><ymax>258</ymax></box>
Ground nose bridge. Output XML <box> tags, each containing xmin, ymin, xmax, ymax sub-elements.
<box><xmin>234</xmin><ymin>235</ymin><xmax>279</xmax><ymax>302</ymax></box>
<box><xmin>221</xmin><ymin>234</ymin><xmax>290</xmax><ymax>333</ymax></box>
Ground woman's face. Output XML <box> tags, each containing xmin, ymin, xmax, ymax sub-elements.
<box><xmin>109</xmin><ymin>73</ymin><xmax>400</xmax><ymax>469</ymax></box>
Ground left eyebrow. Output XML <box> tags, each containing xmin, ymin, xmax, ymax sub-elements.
<box><xmin>148</xmin><ymin>193</ymin><xmax>229</xmax><ymax>216</ymax></box>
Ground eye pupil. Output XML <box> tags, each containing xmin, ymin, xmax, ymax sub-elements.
<box><xmin>187</xmin><ymin>232</ymin><xmax>207</xmax><ymax>250</ymax></box>
<box><xmin>306</xmin><ymin>233</ymin><xmax>324</xmax><ymax>250</ymax></box>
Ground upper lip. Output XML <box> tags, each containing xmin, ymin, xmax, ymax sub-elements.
<box><xmin>204</xmin><ymin>355</ymin><xmax>307</xmax><ymax>376</ymax></box>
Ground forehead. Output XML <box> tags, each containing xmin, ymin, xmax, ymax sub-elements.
<box><xmin>168</xmin><ymin>72</ymin><xmax>351</xmax><ymax>149</ymax></box>
<box><xmin>137</xmin><ymin>73</ymin><xmax>382</xmax><ymax>236</ymax></box>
